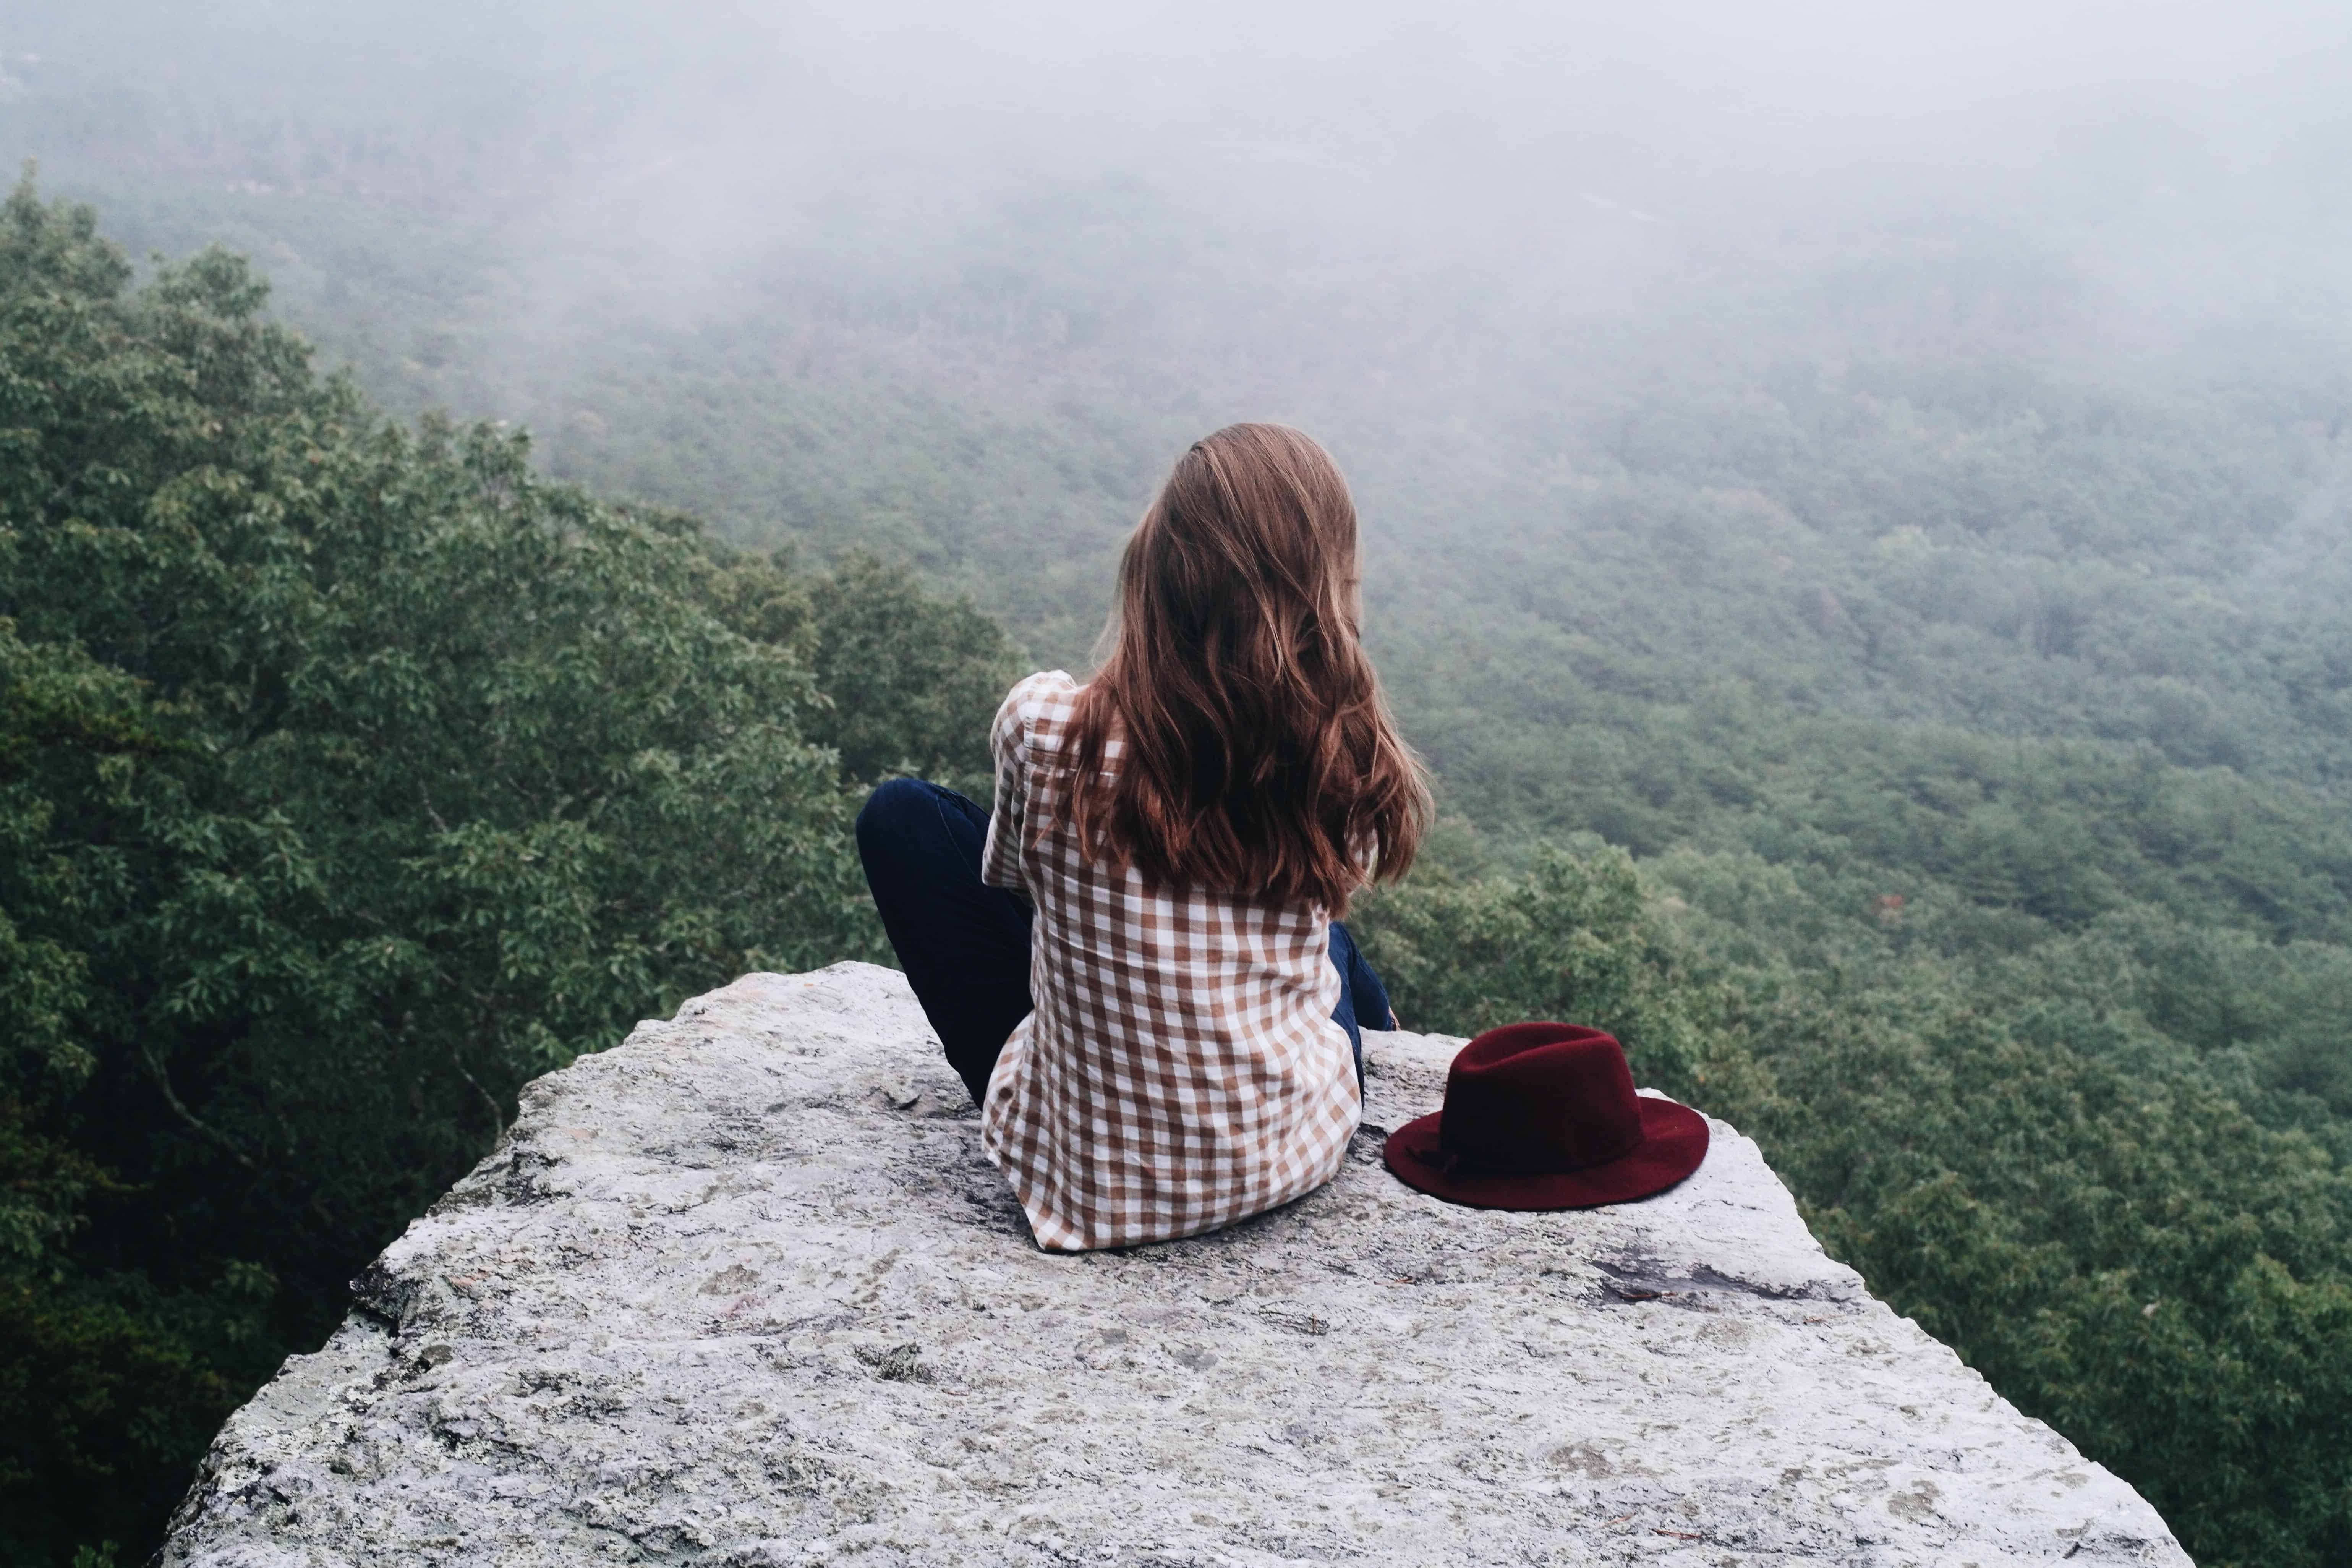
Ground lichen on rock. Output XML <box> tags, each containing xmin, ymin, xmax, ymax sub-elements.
<box><xmin>159</xmin><ymin>962</ymin><xmax>2188</xmax><ymax>1565</ymax></box>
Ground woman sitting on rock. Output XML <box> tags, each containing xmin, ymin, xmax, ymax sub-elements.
<box><xmin>857</xmin><ymin>423</ymin><xmax>1430</xmax><ymax>1251</ymax></box>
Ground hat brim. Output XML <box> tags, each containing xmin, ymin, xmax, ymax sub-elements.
<box><xmin>1381</xmin><ymin>1098</ymin><xmax>1710</xmax><ymax>1210</ymax></box>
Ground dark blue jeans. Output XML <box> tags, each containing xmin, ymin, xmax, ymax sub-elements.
<box><xmin>855</xmin><ymin>777</ymin><xmax>1392</xmax><ymax>1106</ymax></box>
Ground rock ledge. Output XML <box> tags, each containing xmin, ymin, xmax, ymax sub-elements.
<box><xmin>162</xmin><ymin>962</ymin><xmax>2188</xmax><ymax>1566</ymax></box>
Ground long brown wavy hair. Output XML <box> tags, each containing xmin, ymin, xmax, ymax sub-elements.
<box><xmin>1064</xmin><ymin>423</ymin><xmax>1430</xmax><ymax>915</ymax></box>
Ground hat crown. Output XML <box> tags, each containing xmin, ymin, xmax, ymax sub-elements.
<box><xmin>1437</xmin><ymin>1023</ymin><xmax>1643</xmax><ymax>1173</ymax></box>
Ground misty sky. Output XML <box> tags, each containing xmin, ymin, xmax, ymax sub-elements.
<box><xmin>18</xmin><ymin>1</ymin><xmax>2352</xmax><ymax>232</ymax></box>
<box><xmin>11</xmin><ymin>0</ymin><xmax>2352</xmax><ymax>591</ymax></box>
<box><xmin>6</xmin><ymin>0</ymin><xmax>2352</xmax><ymax>747</ymax></box>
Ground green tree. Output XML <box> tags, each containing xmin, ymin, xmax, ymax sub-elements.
<box><xmin>1350</xmin><ymin>844</ymin><xmax>1746</xmax><ymax>1104</ymax></box>
<box><xmin>0</xmin><ymin>178</ymin><xmax>1011</xmax><ymax>1565</ymax></box>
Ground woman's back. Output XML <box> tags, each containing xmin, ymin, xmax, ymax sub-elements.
<box><xmin>978</xmin><ymin>670</ymin><xmax>1361</xmax><ymax>1251</ymax></box>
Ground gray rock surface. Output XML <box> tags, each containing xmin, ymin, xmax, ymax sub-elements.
<box><xmin>161</xmin><ymin>962</ymin><xmax>2189</xmax><ymax>1566</ymax></box>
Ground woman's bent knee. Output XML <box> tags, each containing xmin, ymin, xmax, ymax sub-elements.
<box><xmin>856</xmin><ymin>776</ymin><xmax>937</xmax><ymax>852</ymax></box>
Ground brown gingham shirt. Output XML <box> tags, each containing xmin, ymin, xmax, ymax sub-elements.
<box><xmin>978</xmin><ymin>671</ymin><xmax>1362</xmax><ymax>1251</ymax></box>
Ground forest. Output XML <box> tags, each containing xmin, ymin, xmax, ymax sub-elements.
<box><xmin>8</xmin><ymin>2</ymin><xmax>2352</xmax><ymax>1564</ymax></box>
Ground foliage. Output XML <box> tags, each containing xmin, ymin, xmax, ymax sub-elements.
<box><xmin>1347</xmin><ymin>845</ymin><xmax>1739</xmax><ymax>1104</ymax></box>
<box><xmin>0</xmin><ymin>180</ymin><xmax>1010</xmax><ymax>1565</ymax></box>
<box><xmin>796</xmin><ymin>551</ymin><xmax>1023</xmax><ymax>797</ymax></box>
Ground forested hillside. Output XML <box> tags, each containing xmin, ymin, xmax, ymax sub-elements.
<box><xmin>10</xmin><ymin>2</ymin><xmax>2352</xmax><ymax>1563</ymax></box>
<box><xmin>0</xmin><ymin>183</ymin><xmax>1015</xmax><ymax>1566</ymax></box>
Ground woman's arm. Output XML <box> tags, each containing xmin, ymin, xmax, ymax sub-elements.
<box><xmin>981</xmin><ymin>674</ymin><xmax>1063</xmax><ymax>895</ymax></box>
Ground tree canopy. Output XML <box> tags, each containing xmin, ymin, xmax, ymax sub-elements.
<box><xmin>0</xmin><ymin>180</ymin><xmax>1014</xmax><ymax>1566</ymax></box>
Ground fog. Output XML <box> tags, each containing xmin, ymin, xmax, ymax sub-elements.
<box><xmin>19</xmin><ymin>1</ymin><xmax>2350</xmax><ymax>298</ymax></box>
<box><xmin>9</xmin><ymin>0</ymin><xmax>2352</xmax><ymax>658</ymax></box>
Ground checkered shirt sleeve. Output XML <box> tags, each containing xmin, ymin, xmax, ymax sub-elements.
<box><xmin>976</xmin><ymin>671</ymin><xmax>1362</xmax><ymax>1251</ymax></box>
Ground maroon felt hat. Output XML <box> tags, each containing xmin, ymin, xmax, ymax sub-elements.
<box><xmin>1382</xmin><ymin>1022</ymin><xmax>1709</xmax><ymax>1210</ymax></box>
